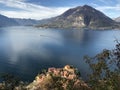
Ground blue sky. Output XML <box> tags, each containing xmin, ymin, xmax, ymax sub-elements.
<box><xmin>0</xmin><ymin>0</ymin><xmax>120</xmax><ymax>20</ymax></box>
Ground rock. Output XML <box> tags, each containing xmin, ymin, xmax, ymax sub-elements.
<box><xmin>0</xmin><ymin>65</ymin><xmax>91</xmax><ymax>90</ymax></box>
<box><xmin>26</xmin><ymin>65</ymin><xmax>91</xmax><ymax>90</ymax></box>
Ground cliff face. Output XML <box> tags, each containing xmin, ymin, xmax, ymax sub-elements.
<box><xmin>37</xmin><ymin>5</ymin><xmax>118</xmax><ymax>30</ymax></box>
<box><xmin>26</xmin><ymin>65</ymin><xmax>91</xmax><ymax>90</ymax></box>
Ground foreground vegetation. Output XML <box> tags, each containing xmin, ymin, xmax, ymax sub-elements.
<box><xmin>84</xmin><ymin>42</ymin><xmax>120</xmax><ymax>90</ymax></box>
<box><xmin>0</xmin><ymin>42</ymin><xmax>120</xmax><ymax>90</ymax></box>
<box><xmin>0</xmin><ymin>65</ymin><xmax>90</xmax><ymax>90</ymax></box>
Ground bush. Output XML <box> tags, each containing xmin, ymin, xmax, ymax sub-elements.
<box><xmin>84</xmin><ymin>42</ymin><xmax>120</xmax><ymax>90</ymax></box>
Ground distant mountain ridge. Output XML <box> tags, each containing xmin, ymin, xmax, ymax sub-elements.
<box><xmin>0</xmin><ymin>14</ymin><xmax>19</xmax><ymax>27</ymax></box>
<box><xmin>114</xmin><ymin>17</ymin><xmax>120</xmax><ymax>22</ymax></box>
<box><xmin>0</xmin><ymin>14</ymin><xmax>40</xmax><ymax>27</ymax></box>
<box><xmin>13</xmin><ymin>18</ymin><xmax>40</xmax><ymax>26</ymax></box>
<box><xmin>0</xmin><ymin>5</ymin><xmax>120</xmax><ymax>29</ymax></box>
<box><xmin>37</xmin><ymin>5</ymin><xmax>119</xmax><ymax>30</ymax></box>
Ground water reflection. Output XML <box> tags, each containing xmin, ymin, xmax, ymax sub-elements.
<box><xmin>0</xmin><ymin>26</ymin><xmax>120</xmax><ymax>81</ymax></box>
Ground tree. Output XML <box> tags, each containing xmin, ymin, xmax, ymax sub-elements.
<box><xmin>84</xmin><ymin>42</ymin><xmax>120</xmax><ymax>90</ymax></box>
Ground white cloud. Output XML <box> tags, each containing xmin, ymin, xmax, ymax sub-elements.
<box><xmin>0</xmin><ymin>0</ymin><xmax>70</xmax><ymax>20</ymax></box>
<box><xmin>98</xmin><ymin>0</ymin><xmax>106</xmax><ymax>3</ymax></box>
<box><xmin>95</xmin><ymin>4</ymin><xmax>120</xmax><ymax>18</ymax></box>
<box><xmin>96</xmin><ymin>4</ymin><xmax>120</xmax><ymax>11</ymax></box>
<box><xmin>89</xmin><ymin>0</ymin><xmax>120</xmax><ymax>18</ymax></box>
<box><xmin>97</xmin><ymin>0</ymin><xmax>114</xmax><ymax>5</ymax></box>
<box><xmin>91</xmin><ymin>1</ymin><xmax>120</xmax><ymax>18</ymax></box>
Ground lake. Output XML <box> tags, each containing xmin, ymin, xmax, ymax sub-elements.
<box><xmin>0</xmin><ymin>26</ymin><xmax>120</xmax><ymax>81</ymax></box>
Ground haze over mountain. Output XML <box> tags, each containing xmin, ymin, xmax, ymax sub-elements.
<box><xmin>0</xmin><ymin>0</ymin><xmax>120</xmax><ymax>20</ymax></box>
<box><xmin>0</xmin><ymin>14</ymin><xmax>19</xmax><ymax>27</ymax></box>
<box><xmin>0</xmin><ymin>5</ymin><xmax>120</xmax><ymax>29</ymax></box>
<box><xmin>114</xmin><ymin>17</ymin><xmax>120</xmax><ymax>22</ymax></box>
<box><xmin>0</xmin><ymin>14</ymin><xmax>40</xmax><ymax>27</ymax></box>
<box><xmin>37</xmin><ymin>5</ymin><xmax>119</xmax><ymax>29</ymax></box>
<box><xmin>13</xmin><ymin>18</ymin><xmax>40</xmax><ymax>26</ymax></box>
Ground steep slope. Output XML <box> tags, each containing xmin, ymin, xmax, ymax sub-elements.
<box><xmin>38</xmin><ymin>5</ymin><xmax>117</xmax><ymax>29</ymax></box>
<box><xmin>0</xmin><ymin>14</ymin><xmax>19</xmax><ymax>27</ymax></box>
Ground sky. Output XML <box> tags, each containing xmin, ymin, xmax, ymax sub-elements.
<box><xmin>0</xmin><ymin>0</ymin><xmax>120</xmax><ymax>20</ymax></box>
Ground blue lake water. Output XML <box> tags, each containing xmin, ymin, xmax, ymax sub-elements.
<box><xmin>0</xmin><ymin>26</ymin><xmax>120</xmax><ymax>81</ymax></box>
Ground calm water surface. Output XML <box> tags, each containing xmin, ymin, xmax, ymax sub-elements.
<box><xmin>0</xmin><ymin>26</ymin><xmax>120</xmax><ymax>81</ymax></box>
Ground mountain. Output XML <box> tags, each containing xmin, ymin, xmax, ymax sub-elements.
<box><xmin>114</xmin><ymin>17</ymin><xmax>120</xmax><ymax>22</ymax></box>
<box><xmin>37</xmin><ymin>5</ymin><xmax>118</xmax><ymax>30</ymax></box>
<box><xmin>13</xmin><ymin>18</ymin><xmax>40</xmax><ymax>26</ymax></box>
<box><xmin>0</xmin><ymin>14</ymin><xmax>40</xmax><ymax>27</ymax></box>
<box><xmin>0</xmin><ymin>14</ymin><xmax>19</xmax><ymax>27</ymax></box>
